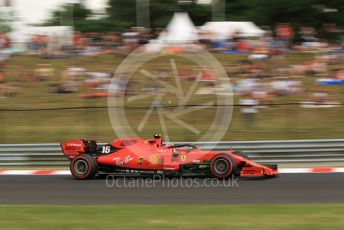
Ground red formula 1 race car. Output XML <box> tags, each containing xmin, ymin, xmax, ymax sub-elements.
<box><xmin>60</xmin><ymin>134</ymin><xmax>278</xmax><ymax>180</ymax></box>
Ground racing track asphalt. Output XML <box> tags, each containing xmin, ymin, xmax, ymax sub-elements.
<box><xmin>0</xmin><ymin>173</ymin><xmax>343</xmax><ymax>204</ymax></box>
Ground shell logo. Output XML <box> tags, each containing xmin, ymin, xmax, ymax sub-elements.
<box><xmin>149</xmin><ymin>154</ymin><xmax>160</xmax><ymax>166</ymax></box>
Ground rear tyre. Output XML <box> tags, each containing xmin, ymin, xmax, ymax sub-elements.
<box><xmin>70</xmin><ymin>154</ymin><xmax>97</xmax><ymax>180</ymax></box>
<box><xmin>210</xmin><ymin>154</ymin><xmax>237</xmax><ymax>179</ymax></box>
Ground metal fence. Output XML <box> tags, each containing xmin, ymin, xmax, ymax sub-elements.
<box><xmin>1</xmin><ymin>139</ymin><xmax>344</xmax><ymax>166</ymax></box>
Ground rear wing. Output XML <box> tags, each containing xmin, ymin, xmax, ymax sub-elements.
<box><xmin>60</xmin><ymin>139</ymin><xmax>97</xmax><ymax>159</ymax></box>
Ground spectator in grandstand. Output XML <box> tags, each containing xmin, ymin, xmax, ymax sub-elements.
<box><xmin>239</xmin><ymin>93</ymin><xmax>258</xmax><ymax>127</ymax></box>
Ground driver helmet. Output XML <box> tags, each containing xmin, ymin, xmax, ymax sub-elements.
<box><xmin>153</xmin><ymin>133</ymin><xmax>162</xmax><ymax>147</ymax></box>
<box><xmin>154</xmin><ymin>133</ymin><xmax>162</xmax><ymax>139</ymax></box>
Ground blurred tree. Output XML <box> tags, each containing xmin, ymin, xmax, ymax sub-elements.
<box><xmin>178</xmin><ymin>1</ymin><xmax>211</xmax><ymax>27</ymax></box>
<box><xmin>42</xmin><ymin>0</ymin><xmax>342</xmax><ymax>34</ymax></box>
<box><xmin>106</xmin><ymin>0</ymin><xmax>211</xmax><ymax>30</ymax></box>
<box><xmin>105</xmin><ymin>0</ymin><xmax>136</xmax><ymax>31</ymax></box>
<box><xmin>225</xmin><ymin>0</ymin><xmax>343</xmax><ymax>35</ymax></box>
<box><xmin>45</xmin><ymin>3</ymin><xmax>91</xmax><ymax>24</ymax></box>
<box><xmin>43</xmin><ymin>2</ymin><xmax>107</xmax><ymax>32</ymax></box>
<box><xmin>149</xmin><ymin>0</ymin><xmax>180</xmax><ymax>28</ymax></box>
<box><xmin>0</xmin><ymin>9</ymin><xmax>14</xmax><ymax>33</ymax></box>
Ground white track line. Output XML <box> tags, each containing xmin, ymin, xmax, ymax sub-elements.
<box><xmin>50</xmin><ymin>170</ymin><xmax>70</xmax><ymax>175</ymax></box>
<box><xmin>0</xmin><ymin>170</ymin><xmax>37</xmax><ymax>175</ymax></box>
<box><xmin>279</xmin><ymin>168</ymin><xmax>312</xmax><ymax>173</ymax></box>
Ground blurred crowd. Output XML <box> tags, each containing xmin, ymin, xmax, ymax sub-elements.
<box><xmin>14</xmin><ymin>23</ymin><xmax>343</xmax><ymax>57</ymax></box>
<box><xmin>0</xmin><ymin>23</ymin><xmax>343</xmax><ymax>127</ymax></box>
<box><xmin>24</xmin><ymin>28</ymin><xmax>153</xmax><ymax>57</ymax></box>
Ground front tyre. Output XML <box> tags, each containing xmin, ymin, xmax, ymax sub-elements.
<box><xmin>70</xmin><ymin>154</ymin><xmax>97</xmax><ymax>180</ymax></box>
<box><xmin>210</xmin><ymin>154</ymin><xmax>237</xmax><ymax>179</ymax></box>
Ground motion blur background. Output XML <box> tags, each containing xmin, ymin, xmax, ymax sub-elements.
<box><xmin>0</xmin><ymin>1</ymin><xmax>344</xmax><ymax>230</ymax></box>
<box><xmin>0</xmin><ymin>0</ymin><xmax>343</xmax><ymax>143</ymax></box>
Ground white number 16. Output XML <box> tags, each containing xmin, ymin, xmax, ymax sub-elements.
<box><xmin>102</xmin><ymin>146</ymin><xmax>111</xmax><ymax>153</ymax></box>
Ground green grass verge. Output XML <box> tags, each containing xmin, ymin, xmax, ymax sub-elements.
<box><xmin>0</xmin><ymin>205</ymin><xmax>343</xmax><ymax>230</ymax></box>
